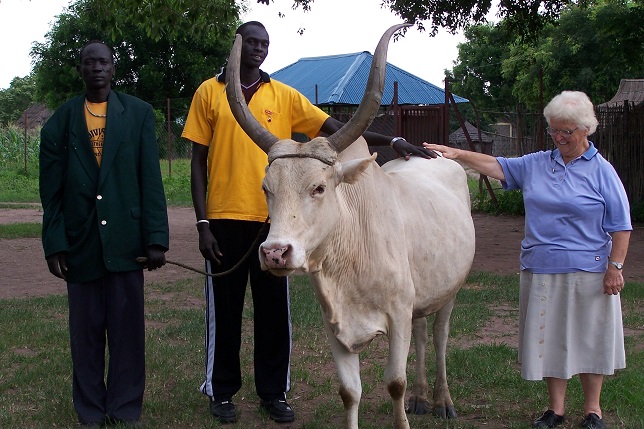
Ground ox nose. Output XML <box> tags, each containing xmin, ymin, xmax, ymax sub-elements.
<box><xmin>261</xmin><ymin>244</ymin><xmax>291</xmax><ymax>268</ymax></box>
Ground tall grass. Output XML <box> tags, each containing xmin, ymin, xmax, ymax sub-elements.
<box><xmin>0</xmin><ymin>125</ymin><xmax>40</xmax><ymax>168</ymax></box>
<box><xmin>0</xmin><ymin>126</ymin><xmax>41</xmax><ymax>202</ymax></box>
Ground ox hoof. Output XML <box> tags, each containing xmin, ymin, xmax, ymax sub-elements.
<box><xmin>433</xmin><ymin>405</ymin><xmax>457</xmax><ymax>419</ymax></box>
<box><xmin>405</xmin><ymin>396</ymin><xmax>432</xmax><ymax>415</ymax></box>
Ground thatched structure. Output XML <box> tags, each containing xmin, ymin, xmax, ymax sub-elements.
<box><xmin>17</xmin><ymin>103</ymin><xmax>52</xmax><ymax>130</ymax></box>
<box><xmin>597</xmin><ymin>79</ymin><xmax>644</xmax><ymax>109</ymax></box>
<box><xmin>449</xmin><ymin>121</ymin><xmax>493</xmax><ymax>154</ymax></box>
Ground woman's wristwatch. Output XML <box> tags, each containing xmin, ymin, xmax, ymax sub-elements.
<box><xmin>608</xmin><ymin>260</ymin><xmax>623</xmax><ymax>270</ymax></box>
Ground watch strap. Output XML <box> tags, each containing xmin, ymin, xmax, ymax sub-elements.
<box><xmin>608</xmin><ymin>260</ymin><xmax>623</xmax><ymax>270</ymax></box>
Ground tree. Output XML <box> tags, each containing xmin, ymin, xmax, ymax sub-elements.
<box><xmin>30</xmin><ymin>0</ymin><xmax>240</xmax><ymax>109</ymax></box>
<box><xmin>507</xmin><ymin>0</ymin><xmax>644</xmax><ymax>107</ymax></box>
<box><xmin>447</xmin><ymin>23</ymin><xmax>516</xmax><ymax>125</ymax></box>
<box><xmin>552</xmin><ymin>0</ymin><xmax>642</xmax><ymax>103</ymax></box>
<box><xmin>0</xmin><ymin>75</ymin><xmax>36</xmax><ymax>127</ymax></box>
<box><xmin>88</xmin><ymin>0</ymin><xmax>243</xmax><ymax>41</ymax></box>
<box><xmin>449</xmin><ymin>0</ymin><xmax>644</xmax><ymax>114</ymax></box>
<box><xmin>283</xmin><ymin>0</ymin><xmax>575</xmax><ymax>39</ymax></box>
<box><xmin>61</xmin><ymin>0</ymin><xmax>582</xmax><ymax>41</ymax></box>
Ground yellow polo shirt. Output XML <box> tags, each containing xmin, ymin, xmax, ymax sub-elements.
<box><xmin>182</xmin><ymin>77</ymin><xmax>329</xmax><ymax>221</ymax></box>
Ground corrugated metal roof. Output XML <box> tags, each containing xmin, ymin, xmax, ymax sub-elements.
<box><xmin>271</xmin><ymin>51</ymin><xmax>468</xmax><ymax>106</ymax></box>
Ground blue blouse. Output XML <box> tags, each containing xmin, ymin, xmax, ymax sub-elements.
<box><xmin>497</xmin><ymin>142</ymin><xmax>632</xmax><ymax>273</ymax></box>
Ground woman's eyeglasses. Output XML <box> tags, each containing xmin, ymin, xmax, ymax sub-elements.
<box><xmin>546</xmin><ymin>127</ymin><xmax>578</xmax><ymax>137</ymax></box>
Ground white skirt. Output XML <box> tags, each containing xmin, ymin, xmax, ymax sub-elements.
<box><xmin>518</xmin><ymin>271</ymin><xmax>626</xmax><ymax>380</ymax></box>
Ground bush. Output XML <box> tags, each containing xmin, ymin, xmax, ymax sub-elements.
<box><xmin>472</xmin><ymin>187</ymin><xmax>525</xmax><ymax>216</ymax></box>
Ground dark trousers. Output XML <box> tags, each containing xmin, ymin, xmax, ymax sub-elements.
<box><xmin>201</xmin><ymin>219</ymin><xmax>292</xmax><ymax>401</ymax></box>
<box><xmin>67</xmin><ymin>270</ymin><xmax>145</xmax><ymax>424</ymax></box>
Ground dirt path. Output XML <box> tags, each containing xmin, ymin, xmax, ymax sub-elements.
<box><xmin>1</xmin><ymin>207</ymin><xmax>642</xmax><ymax>299</ymax></box>
<box><xmin>0</xmin><ymin>206</ymin><xmax>203</xmax><ymax>299</ymax></box>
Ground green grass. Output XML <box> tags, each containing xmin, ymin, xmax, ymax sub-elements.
<box><xmin>160</xmin><ymin>158</ymin><xmax>192</xmax><ymax>206</ymax></box>
<box><xmin>0</xmin><ymin>223</ymin><xmax>41</xmax><ymax>239</ymax></box>
<box><xmin>0</xmin><ymin>165</ymin><xmax>40</xmax><ymax>203</ymax></box>
<box><xmin>0</xmin><ymin>273</ymin><xmax>642</xmax><ymax>429</ymax></box>
<box><xmin>0</xmin><ymin>158</ymin><xmax>193</xmax><ymax>206</ymax></box>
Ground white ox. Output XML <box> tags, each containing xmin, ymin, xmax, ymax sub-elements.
<box><xmin>226</xmin><ymin>24</ymin><xmax>475</xmax><ymax>429</ymax></box>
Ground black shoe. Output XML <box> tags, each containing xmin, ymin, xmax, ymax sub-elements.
<box><xmin>533</xmin><ymin>410</ymin><xmax>565</xmax><ymax>428</ymax></box>
<box><xmin>210</xmin><ymin>398</ymin><xmax>237</xmax><ymax>424</ymax></box>
<box><xmin>259</xmin><ymin>398</ymin><xmax>295</xmax><ymax>423</ymax></box>
<box><xmin>581</xmin><ymin>413</ymin><xmax>605</xmax><ymax>429</ymax></box>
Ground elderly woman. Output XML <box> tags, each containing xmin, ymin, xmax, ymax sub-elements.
<box><xmin>425</xmin><ymin>90</ymin><xmax>631</xmax><ymax>429</ymax></box>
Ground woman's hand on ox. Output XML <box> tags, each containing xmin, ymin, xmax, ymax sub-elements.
<box><xmin>423</xmin><ymin>143</ymin><xmax>456</xmax><ymax>159</ymax></box>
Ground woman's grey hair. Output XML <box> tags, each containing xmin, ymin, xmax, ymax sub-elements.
<box><xmin>543</xmin><ymin>91</ymin><xmax>599</xmax><ymax>135</ymax></box>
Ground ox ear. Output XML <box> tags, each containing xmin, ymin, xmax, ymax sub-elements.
<box><xmin>336</xmin><ymin>153</ymin><xmax>377</xmax><ymax>184</ymax></box>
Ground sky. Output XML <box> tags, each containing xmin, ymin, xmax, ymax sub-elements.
<box><xmin>0</xmin><ymin>0</ymin><xmax>466</xmax><ymax>90</ymax></box>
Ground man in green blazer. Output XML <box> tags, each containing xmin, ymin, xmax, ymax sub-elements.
<box><xmin>39</xmin><ymin>40</ymin><xmax>169</xmax><ymax>428</ymax></box>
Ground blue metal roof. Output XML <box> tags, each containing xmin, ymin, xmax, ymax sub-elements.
<box><xmin>271</xmin><ymin>51</ymin><xmax>468</xmax><ymax>106</ymax></box>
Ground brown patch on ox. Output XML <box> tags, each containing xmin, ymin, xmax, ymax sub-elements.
<box><xmin>386</xmin><ymin>378</ymin><xmax>406</xmax><ymax>401</ymax></box>
<box><xmin>339</xmin><ymin>385</ymin><xmax>357</xmax><ymax>408</ymax></box>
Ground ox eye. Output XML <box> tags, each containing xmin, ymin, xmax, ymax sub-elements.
<box><xmin>312</xmin><ymin>185</ymin><xmax>325</xmax><ymax>196</ymax></box>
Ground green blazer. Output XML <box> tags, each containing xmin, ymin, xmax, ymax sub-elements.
<box><xmin>40</xmin><ymin>90</ymin><xmax>169</xmax><ymax>283</ymax></box>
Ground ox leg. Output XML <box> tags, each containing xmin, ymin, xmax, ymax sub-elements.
<box><xmin>323</xmin><ymin>320</ymin><xmax>361</xmax><ymax>429</ymax></box>
<box><xmin>385</xmin><ymin>321</ymin><xmax>412</xmax><ymax>429</ymax></box>
<box><xmin>432</xmin><ymin>298</ymin><xmax>457</xmax><ymax>419</ymax></box>
<box><xmin>406</xmin><ymin>317</ymin><xmax>432</xmax><ymax>415</ymax></box>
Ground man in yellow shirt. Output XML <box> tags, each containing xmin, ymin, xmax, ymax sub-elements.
<box><xmin>182</xmin><ymin>20</ymin><xmax>431</xmax><ymax>424</ymax></box>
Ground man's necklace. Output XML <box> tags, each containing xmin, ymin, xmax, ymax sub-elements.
<box><xmin>240</xmin><ymin>76</ymin><xmax>261</xmax><ymax>90</ymax></box>
<box><xmin>85</xmin><ymin>99</ymin><xmax>107</xmax><ymax>118</ymax></box>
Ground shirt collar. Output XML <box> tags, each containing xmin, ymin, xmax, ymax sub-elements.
<box><xmin>216</xmin><ymin>66</ymin><xmax>271</xmax><ymax>84</ymax></box>
<box><xmin>551</xmin><ymin>141</ymin><xmax>598</xmax><ymax>162</ymax></box>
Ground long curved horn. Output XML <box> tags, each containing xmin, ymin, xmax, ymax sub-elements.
<box><xmin>327</xmin><ymin>23</ymin><xmax>411</xmax><ymax>153</ymax></box>
<box><xmin>225</xmin><ymin>34</ymin><xmax>279</xmax><ymax>153</ymax></box>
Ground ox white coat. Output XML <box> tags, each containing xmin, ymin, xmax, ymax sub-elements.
<box><xmin>226</xmin><ymin>24</ymin><xmax>475</xmax><ymax>429</ymax></box>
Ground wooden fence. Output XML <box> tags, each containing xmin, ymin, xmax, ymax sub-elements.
<box><xmin>594</xmin><ymin>103</ymin><xmax>644</xmax><ymax>204</ymax></box>
<box><xmin>475</xmin><ymin>103</ymin><xmax>644</xmax><ymax>204</ymax></box>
